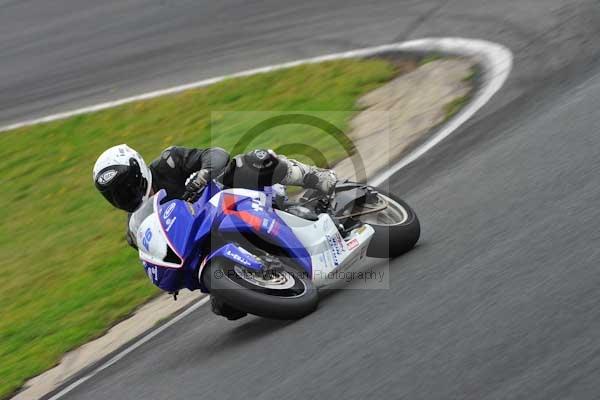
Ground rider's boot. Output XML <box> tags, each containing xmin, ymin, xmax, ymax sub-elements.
<box><xmin>279</xmin><ymin>156</ymin><xmax>338</xmax><ymax>195</ymax></box>
<box><xmin>222</xmin><ymin>149</ymin><xmax>338</xmax><ymax>194</ymax></box>
<box><xmin>210</xmin><ymin>296</ymin><xmax>247</xmax><ymax>321</ymax></box>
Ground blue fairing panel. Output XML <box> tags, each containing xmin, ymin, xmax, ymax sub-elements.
<box><xmin>141</xmin><ymin>183</ymin><xmax>315</xmax><ymax>294</ymax></box>
<box><xmin>143</xmin><ymin>261</ymin><xmax>184</xmax><ymax>292</ymax></box>
<box><xmin>206</xmin><ymin>243</ymin><xmax>264</xmax><ymax>271</ymax></box>
<box><xmin>214</xmin><ymin>191</ymin><xmax>312</xmax><ymax>275</ymax></box>
<box><xmin>155</xmin><ymin>190</ymin><xmax>195</xmax><ymax>260</ymax></box>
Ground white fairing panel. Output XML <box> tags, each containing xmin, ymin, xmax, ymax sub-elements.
<box><xmin>275</xmin><ymin>210</ymin><xmax>374</xmax><ymax>286</ymax></box>
<box><xmin>128</xmin><ymin>197</ymin><xmax>154</xmax><ymax>247</ymax></box>
<box><xmin>137</xmin><ymin>209</ymin><xmax>181</xmax><ymax>269</ymax></box>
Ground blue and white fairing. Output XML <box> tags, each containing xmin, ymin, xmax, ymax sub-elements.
<box><xmin>136</xmin><ymin>181</ymin><xmax>375</xmax><ymax>293</ymax></box>
<box><xmin>136</xmin><ymin>189</ymin><xmax>202</xmax><ymax>292</ymax></box>
<box><xmin>136</xmin><ymin>182</ymin><xmax>313</xmax><ymax>293</ymax></box>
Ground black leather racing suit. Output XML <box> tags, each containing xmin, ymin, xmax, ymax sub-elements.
<box><xmin>150</xmin><ymin>146</ymin><xmax>230</xmax><ymax>202</ymax></box>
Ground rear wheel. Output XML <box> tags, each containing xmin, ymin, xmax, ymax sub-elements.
<box><xmin>353</xmin><ymin>189</ymin><xmax>420</xmax><ymax>258</ymax></box>
<box><xmin>201</xmin><ymin>259</ymin><xmax>319</xmax><ymax>320</ymax></box>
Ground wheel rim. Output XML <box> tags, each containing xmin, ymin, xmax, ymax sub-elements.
<box><xmin>356</xmin><ymin>194</ymin><xmax>409</xmax><ymax>226</ymax></box>
<box><xmin>232</xmin><ymin>265</ymin><xmax>308</xmax><ymax>297</ymax></box>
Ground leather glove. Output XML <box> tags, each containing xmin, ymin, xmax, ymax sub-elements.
<box><xmin>183</xmin><ymin>169</ymin><xmax>210</xmax><ymax>202</ymax></box>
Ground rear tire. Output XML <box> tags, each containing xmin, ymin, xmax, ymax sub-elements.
<box><xmin>359</xmin><ymin>189</ymin><xmax>420</xmax><ymax>258</ymax></box>
<box><xmin>202</xmin><ymin>260</ymin><xmax>319</xmax><ymax>320</ymax></box>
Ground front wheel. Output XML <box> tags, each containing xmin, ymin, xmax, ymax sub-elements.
<box><xmin>354</xmin><ymin>189</ymin><xmax>420</xmax><ymax>258</ymax></box>
<box><xmin>201</xmin><ymin>259</ymin><xmax>319</xmax><ymax>320</ymax></box>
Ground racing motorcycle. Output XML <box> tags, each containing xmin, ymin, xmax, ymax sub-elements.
<box><xmin>136</xmin><ymin>181</ymin><xmax>420</xmax><ymax>319</ymax></box>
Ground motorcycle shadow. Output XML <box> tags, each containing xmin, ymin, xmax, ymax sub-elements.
<box><xmin>210</xmin><ymin>315</ymin><xmax>295</xmax><ymax>349</ymax></box>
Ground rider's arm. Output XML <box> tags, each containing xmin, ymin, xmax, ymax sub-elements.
<box><xmin>170</xmin><ymin>146</ymin><xmax>230</xmax><ymax>179</ymax></box>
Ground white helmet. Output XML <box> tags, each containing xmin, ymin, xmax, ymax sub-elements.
<box><xmin>93</xmin><ymin>144</ymin><xmax>153</xmax><ymax>212</ymax></box>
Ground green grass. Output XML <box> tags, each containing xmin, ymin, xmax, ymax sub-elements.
<box><xmin>443</xmin><ymin>94</ymin><xmax>471</xmax><ymax>121</ymax></box>
<box><xmin>462</xmin><ymin>66</ymin><xmax>478</xmax><ymax>82</ymax></box>
<box><xmin>418</xmin><ymin>53</ymin><xmax>443</xmax><ymax>66</ymax></box>
<box><xmin>442</xmin><ymin>67</ymin><xmax>476</xmax><ymax>122</ymax></box>
<box><xmin>0</xmin><ymin>59</ymin><xmax>397</xmax><ymax>398</ymax></box>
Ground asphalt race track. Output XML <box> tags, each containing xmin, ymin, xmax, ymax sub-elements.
<box><xmin>2</xmin><ymin>1</ymin><xmax>600</xmax><ymax>399</ymax></box>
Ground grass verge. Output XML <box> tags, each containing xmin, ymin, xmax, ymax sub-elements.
<box><xmin>443</xmin><ymin>66</ymin><xmax>477</xmax><ymax>122</ymax></box>
<box><xmin>0</xmin><ymin>59</ymin><xmax>398</xmax><ymax>398</ymax></box>
<box><xmin>444</xmin><ymin>94</ymin><xmax>471</xmax><ymax>121</ymax></box>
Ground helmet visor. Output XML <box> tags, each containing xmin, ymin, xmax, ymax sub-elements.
<box><xmin>95</xmin><ymin>158</ymin><xmax>148</xmax><ymax>212</ymax></box>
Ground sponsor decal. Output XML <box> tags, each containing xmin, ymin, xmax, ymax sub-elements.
<box><xmin>346</xmin><ymin>238</ymin><xmax>359</xmax><ymax>250</ymax></box>
<box><xmin>146</xmin><ymin>265</ymin><xmax>158</xmax><ymax>282</ymax></box>
<box><xmin>163</xmin><ymin>203</ymin><xmax>176</xmax><ymax>219</ymax></box>
<box><xmin>251</xmin><ymin>196</ymin><xmax>265</xmax><ymax>212</ymax></box>
<box><xmin>329</xmin><ymin>233</ymin><xmax>345</xmax><ymax>253</ymax></box>
<box><xmin>142</xmin><ymin>228</ymin><xmax>153</xmax><ymax>250</ymax></box>
<box><xmin>237</xmin><ymin>246</ymin><xmax>253</xmax><ymax>256</ymax></box>
<box><xmin>326</xmin><ymin>233</ymin><xmax>346</xmax><ymax>266</ymax></box>
<box><xmin>97</xmin><ymin>169</ymin><xmax>118</xmax><ymax>185</ymax></box>
<box><xmin>165</xmin><ymin>217</ymin><xmax>177</xmax><ymax>232</ymax></box>
<box><xmin>225</xmin><ymin>249</ymin><xmax>252</xmax><ymax>266</ymax></box>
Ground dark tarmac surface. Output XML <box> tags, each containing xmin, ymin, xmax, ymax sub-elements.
<box><xmin>2</xmin><ymin>1</ymin><xmax>599</xmax><ymax>399</ymax></box>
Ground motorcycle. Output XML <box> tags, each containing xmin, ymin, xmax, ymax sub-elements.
<box><xmin>135</xmin><ymin>180</ymin><xmax>420</xmax><ymax>319</ymax></box>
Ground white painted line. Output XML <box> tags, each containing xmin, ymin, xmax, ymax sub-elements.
<box><xmin>28</xmin><ymin>37</ymin><xmax>512</xmax><ymax>399</ymax></box>
<box><xmin>2</xmin><ymin>38</ymin><xmax>512</xmax><ymax>134</ymax></box>
<box><xmin>371</xmin><ymin>38</ymin><xmax>513</xmax><ymax>185</ymax></box>
<box><xmin>46</xmin><ymin>296</ymin><xmax>210</xmax><ymax>400</ymax></box>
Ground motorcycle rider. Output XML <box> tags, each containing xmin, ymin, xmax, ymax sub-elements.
<box><xmin>92</xmin><ymin>144</ymin><xmax>337</xmax><ymax>319</ymax></box>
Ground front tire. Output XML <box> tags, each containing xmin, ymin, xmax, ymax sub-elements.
<box><xmin>202</xmin><ymin>260</ymin><xmax>319</xmax><ymax>320</ymax></box>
